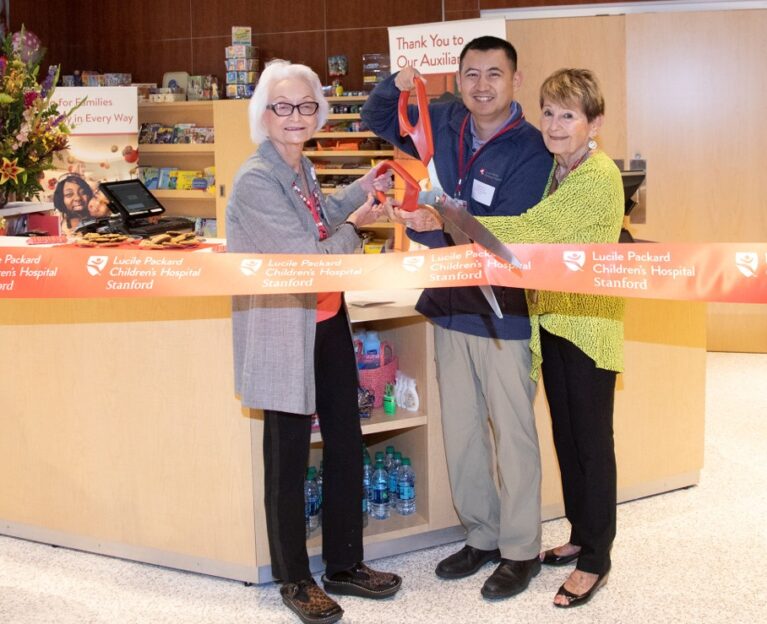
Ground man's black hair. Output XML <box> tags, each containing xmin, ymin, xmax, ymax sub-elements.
<box><xmin>459</xmin><ymin>35</ymin><xmax>517</xmax><ymax>72</ymax></box>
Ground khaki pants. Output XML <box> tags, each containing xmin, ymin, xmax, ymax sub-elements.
<box><xmin>434</xmin><ymin>325</ymin><xmax>542</xmax><ymax>560</ymax></box>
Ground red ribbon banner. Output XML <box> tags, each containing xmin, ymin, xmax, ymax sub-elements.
<box><xmin>0</xmin><ymin>243</ymin><xmax>766</xmax><ymax>303</ymax></box>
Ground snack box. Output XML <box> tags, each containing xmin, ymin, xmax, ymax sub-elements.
<box><xmin>158</xmin><ymin>167</ymin><xmax>179</xmax><ymax>190</ymax></box>
<box><xmin>237</xmin><ymin>71</ymin><xmax>258</xmax><ymax>84</ymax></box>
<box><xmin>225</xmin><ymin>45</ymin><xmax>257</xmax><ymax>59</ymax></box>
<box><xmin>174</xmin><ymin>170</ymin><xmax>203</xmax><ymax>191</ymax></box>
<box><xmin>225</xmin><ymin>58</ymin><xmax>259</xmax><ymax>71</ymax></box>
<box><xmin>137</xmin><ymin>166</ymin><xmax>160</xmax><ymax>190</ymax></box>
<box><xmin>232</xmin><ymin>26</ymin><xmax>252</xmax><ymax>45</ymax></box>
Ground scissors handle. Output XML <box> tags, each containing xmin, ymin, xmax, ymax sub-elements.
<box><xmin>373</xmin><ymin>160</ymin><xmax>421</xmax><ymax>212</ymax></box>
<box><xmin>398</xmin><ymin>75</ymin><xmax>434</xmax><ymax>166</ymax></box>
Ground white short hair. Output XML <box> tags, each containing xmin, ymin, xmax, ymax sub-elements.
<box><xmin>248</xmin><ymin>59</ymin><xmax>329</xmax><ymax>145</ymax></box>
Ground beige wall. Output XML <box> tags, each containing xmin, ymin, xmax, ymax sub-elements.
<box><xmin>508</xmin><ymin>15</ymin><xmax>627</xmax><ymax>162</ymax></box>
<box><xmin>507</xmin><ymin>10</ymin><xmax>767</xmax><ymax>352</ymax></box>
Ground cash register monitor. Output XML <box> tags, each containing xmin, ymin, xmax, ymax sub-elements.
<box><xmin>98</xmin><ymin>179</ymin><xmax>166</xmax><ymax>223</ymax></box>
<box><xmin>621</xmin><ymin>170</ymin><xmax>645</xmax><ymax>216</ymax></box>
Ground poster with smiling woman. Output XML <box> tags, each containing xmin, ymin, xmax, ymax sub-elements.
<box><xmin>46</xmin><ymin>87</ymin><xmax>138</xmax><ymax>234</ymax></box>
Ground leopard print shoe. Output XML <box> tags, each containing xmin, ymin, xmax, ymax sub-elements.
<box><xmin>280</xmin><ymin>578</ymin><xmax>343</xmax><ymax>624</ymax></box>
<box><xmin>322</xmin><ymin>562</ymin><xmax>402</xmax><ymax>599</ymax></box>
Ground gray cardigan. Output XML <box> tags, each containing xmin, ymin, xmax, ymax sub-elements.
<box><xmin>227</xmin><ymin>140</ymin><xmax>367</xmax><ymax>413</ymax></box>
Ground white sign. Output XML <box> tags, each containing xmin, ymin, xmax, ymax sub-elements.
<box><xmin>50</xmin><ymin>87</ymin><xmax>138</xmax><ymax>135</ymax></box>
<box><xmin>388</xmin><ymin>17</ymin><xmax>507</xmax><ymax>75</ymax></box>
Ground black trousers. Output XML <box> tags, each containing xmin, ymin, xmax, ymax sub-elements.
<box><xmin>540</xmin><ymin>328</ymin><xmax>617</xmax><ymax>576</ymax></box>
<box><xmin>263</xmin><ymin>308</ymin><xmax>363</xmax><ymax>582</ymax></box>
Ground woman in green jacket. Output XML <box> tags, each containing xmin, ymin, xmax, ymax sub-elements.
<box><xmin>399</xmin><ymin>68</ymin><xmax>623</xmax><ymax>608</ymax></box>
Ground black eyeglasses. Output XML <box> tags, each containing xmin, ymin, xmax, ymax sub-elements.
<box><xmin>267</xmin><ymin>101</ymin><xmax>320</xmax><ymax>117</ymax></box>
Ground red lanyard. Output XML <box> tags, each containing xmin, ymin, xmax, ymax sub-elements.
<box><xmin>292</xmin><ymin>177</ymin><xmax>328</xmax><ymax>240</ymax></box>
<box><xmin>455</xmin><ymin>111</ymin><xmax>525</xmax><ymax>198</ymax></box>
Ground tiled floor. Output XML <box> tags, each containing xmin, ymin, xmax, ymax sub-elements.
<box><xmin>1</xmin><ymin>352</ymin><xmax>765</xmax><ymax>623</ymax></box>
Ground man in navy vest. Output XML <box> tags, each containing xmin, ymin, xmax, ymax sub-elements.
<box><xmin>363</xmin><ymin>36</ymin><xmax>552</xmax><ymax>599</ymax></box>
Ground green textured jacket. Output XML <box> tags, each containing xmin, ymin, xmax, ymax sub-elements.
<box><xmin>477</xmin><ymin>150</ymin><xmax>625</xmax><ymax>380</ymax></box>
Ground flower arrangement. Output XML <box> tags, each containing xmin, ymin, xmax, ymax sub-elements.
<box><xmin>0</xmin><ymin>28</ymin><xmax>80</xmax><ymax>205</ymax></box>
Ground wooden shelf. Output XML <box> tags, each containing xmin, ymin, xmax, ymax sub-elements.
<box><xmin>326</xmin><ymin>95</ymin><xmax>368</xmax><ymax>103</ymax></box>
<box><xmin>304</xmin><ymin>150</ymin><xmax>394</xmax><ymax>157</ymax></box>
<box><xmin>362</xmin><ymin>221</ymin><xmax>396</xmax><ymax>229</ymax></box>
<box><xmin>310</xmin><ymin>408</ymin><xmax>427</xmax><ymax>443</ymax></box>
<box><xmin>327</xmin><ymin>113</ymin><xmax>363</xmax><ymax>121</ymax></box>
<box><xmin>306</xmin><ymin>512</ymin><xmax>428</xmax><ymax>552</ymax></box>
<box><xmin>139</xmin><ymin>144</ymin><xmax>215</xmax><ymax>154</ymax></box>
<box><xmin>319</xmin><ymin>188</ymin><xmax>394</xmax><ymax>196</ymax></box>
<box><xmin>152</xmin><ymin>190</ymin><xmax>215</xmax><ymax>201</ymax></box>
<box><xmin>314</xmin><ymin>131</ymin><xmax>376</xmax><ymax>139</ymax></box>
<box><xmin>314</xmin><ymin>168</ymin><xmax>372</xmax><ymax>175</ymax></box>
<box><xmin>138</xmin><ymin>101</ymin><xmax>214</xmax><ymax>111</ymax></box>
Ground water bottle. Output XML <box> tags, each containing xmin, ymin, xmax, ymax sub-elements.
<box><xmin>362</xmin><ymin>331</ymin><xmax>381</xmax><ymax>369</ymax></box>
<box><xmin>362</xmin><ymin>442</ymin><xmax>371</xmax><ymax>466</ymax></box>
<box><xmin>363</xmin><ymin>331</ymin><xmax>380</xmax><ymax>356</ymax></box>
<box><xmin>389</xmin><ymin>451</ymin><xmax>402</xmax><ymax>507</ymax></box>
<box><xmin>362</xmin><ymin>454</ymin><xmax>373</xmax><ymax>527</ymax></box>
<box><xmin>384</xmin><ymin>446</ymin><xmax>395</xmax><ymax>473</ymax></box>
<box><xmin>375</xmin><ymin>450</ymin><xmax>385</xmax><ymax>469</ymax></box>
<box><xmin>304</xmin><ymin>467</ymin><xmax>320</xmax><ymax>536</ymax></box>
<box><xmin>370</xmin><ymin>459</ymin><xmax>390</xmax><ymax>520</ymax></box>
<box><xmin>396</xmin><ymin>457</ymin><xmax>416</xmax><ymax>516</ymax></box>
<box><xmin>315</xmin><ymin>460</ymin><xmax>324</xmax><ymax>508</ymax></box>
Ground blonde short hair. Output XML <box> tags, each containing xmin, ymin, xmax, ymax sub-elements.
<box><xmin>539</xmin><ymin>68</ymin><xmax>605</xmax><ymax>122</ymax></box>
<box><xmin>248</xmin><ymin>59</ymin><xmax>329</xmax><ymax>144</ymax></box>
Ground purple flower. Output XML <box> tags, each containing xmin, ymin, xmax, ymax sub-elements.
<box><xmin>41</xmin><ymin>64</ymin><xmax>58</xmax><ymax>98</ymax></box>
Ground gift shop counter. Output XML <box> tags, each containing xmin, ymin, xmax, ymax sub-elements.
<box><xmin>0</xmin><ymin>267</ymin><xmax>705</xmax><ymax>583</ymax></box>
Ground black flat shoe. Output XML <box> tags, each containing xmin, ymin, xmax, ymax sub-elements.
<box><xmin>554</xmin><ymin>571</ymin><xmax>609</xmax><ymax>608</ymax></box>
<box><xmin>435</xmin><ymin>545</ymin><xmax>501</xmax><ymax>580</ymax></box>
<box><xmin>480</xmin><ymin>557</ymin><xmax>541</xmax><ymax>600</ymax></box>
<box><xmin>322</xmin><ymin>562</ymin><xmax>401</xmax><ymax>599</ymax></box>
<box><xmin>540</xmin><ymin>547</ymin><xmax>580</xmax><ymax>566</ymax></box>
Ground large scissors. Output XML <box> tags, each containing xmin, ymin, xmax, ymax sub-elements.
<box><xmin>377</xmin><ymin>75</ymin><xmax>522</xmax><ymax>318</ymax></box>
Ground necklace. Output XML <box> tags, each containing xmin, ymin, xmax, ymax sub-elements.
<box><xmin>549</xmin><ymin>148</ymin><xmax>592</xmax><ymax>195</ymax></box>
<box><xmin>292</xmin><ymin>167</ymin><xmax>328</xmax><ymax>240</ymax></box>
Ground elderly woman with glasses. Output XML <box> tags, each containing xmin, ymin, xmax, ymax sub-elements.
<box><xmin>226</xmin><ymin>59</ymin><xmax>401</xmax><ymax>624</ymax></box>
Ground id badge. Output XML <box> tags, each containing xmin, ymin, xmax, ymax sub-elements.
<box><xmin>471</xmin><ymin>179</ymin><xmax>496</xmax><ymax>206</ymax></box>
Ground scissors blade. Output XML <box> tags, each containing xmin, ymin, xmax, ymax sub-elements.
<box><xmin>436</xmin><ymin>195</ymin><xmax>523</xmax><ymax>269</ymax></box>
<box><xmin>446</xmin><ymin>224</ymin><xmax>504</xmax><ymax>319</ymax></box>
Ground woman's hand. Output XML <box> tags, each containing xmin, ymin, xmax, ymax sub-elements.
<box><xmin>358</xmin><ymin>162</ymin><xmax>394</xmax><ymax>194</ymax></box>
<box><xmin>385</xmin><ymin>201</ymin><xmax>443</xmax><ymax>232</ymax></box>
<box><xmin>394</xmin><ymin>66</ymin><xmax>424</xmax><ymax>92</ymax></box>
<box><xmin>346</xmin><ymin>194</ymin><xmax>386</xmax><ymax>229</ymax></box>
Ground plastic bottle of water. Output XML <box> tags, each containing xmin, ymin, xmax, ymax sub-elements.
<box><xmin>384</xmin><ymin>446</ymin><xmax>395</xmax><ymax>474</ymax></box>
<box><xmin>362</xmin><ymin>454</ymin><xmax>373</xmax><ymax>527</ymax></box>
<box><xmin>316</xmin><ymin>460</ymin><xmax>324</xmax><ymax>516</ymax></box>
<box><xmin>396</xmin><ymin>457</ymin><xmax>416</xmax><ymax>516</ymax></box>
<box><xmin>370</xmin><ymin>459</ymin><xmax>390</xmax><ymax>520</ymax></box>
<box><xmin>389</xmin><ymin>451</ymin><xmax>402</xmax><ymax>508</ymax></box>
<box><xmin>363</xmin><ymin>331</ymin><xmax>380</xmax><ymax>356</ymax></box>
<box><xmin>304</xmin><ymin>466</ymin><xmax>320</xmax><ymax>536</ymax></box>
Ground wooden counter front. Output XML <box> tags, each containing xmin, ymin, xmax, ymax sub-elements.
<box><xmin>0</xmin><ymin>290</ymin><xmax>705</xmax><ymax>583</ymax></box>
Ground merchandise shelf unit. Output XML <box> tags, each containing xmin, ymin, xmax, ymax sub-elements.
<box><xmin>301</xmin><ymin>297</ymin><xmax>452</xmax><ymax>569</ymax></box>
<box><xmin>137</xmin><ymin>101</ymin><xmax>217</xmax><ymax>219</ymax></box>
<box><xmin>303</xmin><ymin>94</ymin><xmax>404</xmax><ymax>250</ymax></box>
<box><xmin>0</xmin><ymin>280</ymin><xmax>706</xmax><ymax>585</ymax></box>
